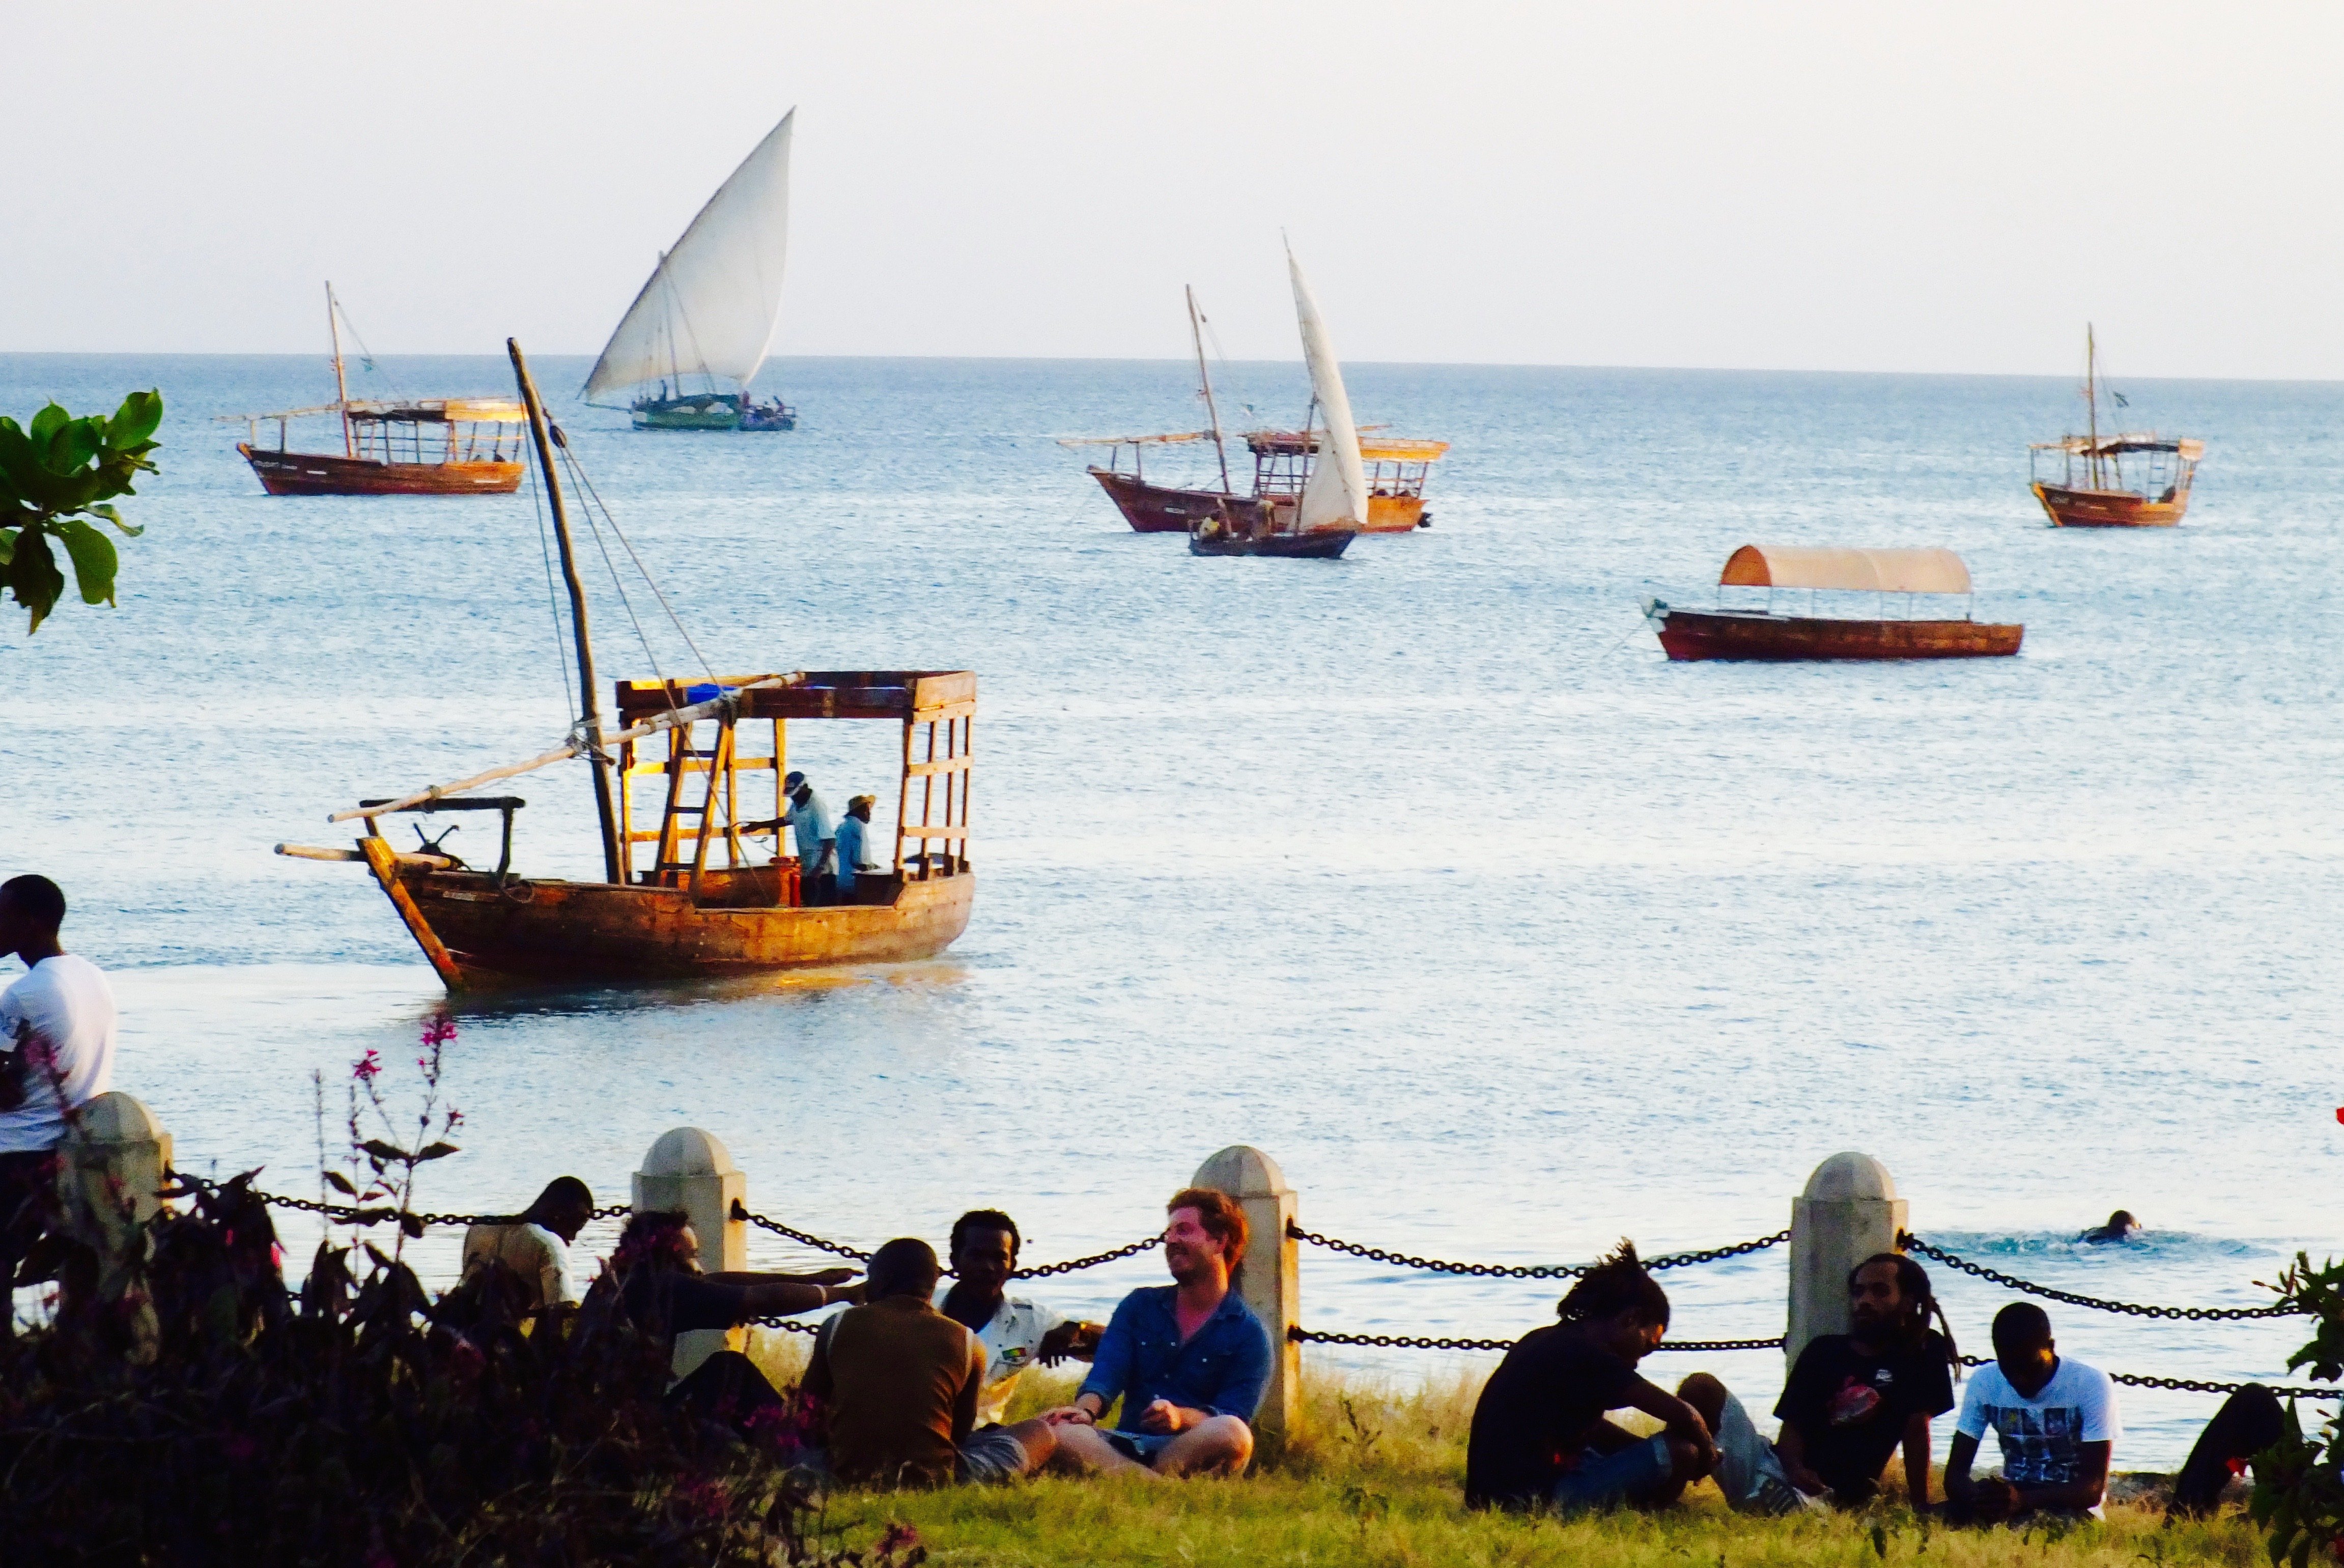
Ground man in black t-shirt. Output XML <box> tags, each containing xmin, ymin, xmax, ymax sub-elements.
<box><xmin>1772</xmin><ymin>1253</ymin><xmax>1956</xmax><ymax>1508</ymax></box>
<box><xmin>1465</xmin><ymin>1244</ymin><xmax>1720</xmax><ymax>1512</ymax></box>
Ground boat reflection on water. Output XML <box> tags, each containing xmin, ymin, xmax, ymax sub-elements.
<box><xmin>1646</xmin><ymin>545</ymin><xmax>2023</xmax><ymax>661</ymax></box>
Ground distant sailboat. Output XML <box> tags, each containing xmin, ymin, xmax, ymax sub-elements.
<box><xmin>584</xmin><ymin>110</ymin><xmax>798</xmax><ymax>432</ymax></box>
<box><xmin>1186</xmin><ymin>247</ymin><xmax>1368</xmax><ymax>559</ymax></box>
<box><xmin>2028</xmin><ymin>324</ymin><xmax>2202</xmax><ymax>527</ymax></box>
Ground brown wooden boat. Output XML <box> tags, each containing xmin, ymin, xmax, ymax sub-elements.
<box><xmin>274</xmin><ymin>343</ymin><xmax>972</xmax><ymax>992</ymax></box>
<box><xmin>2029</xmin><ymin>325</ymin><xmax>2201</xmax><ymax>528</ymax></box>
<box><xmin>224</xmin><ymin>284</ymin><xmax>526</xmax><ymax>497</ymax></box>
<box><xmin>1647</xmin><ymin>545</ymin><xmax>2022</xmax><ymax>661</ymax></box>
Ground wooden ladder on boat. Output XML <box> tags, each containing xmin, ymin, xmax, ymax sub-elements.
<box><xmin>623</xmin><ymin>712</ymin><xmax>786</xmax><ymax>901</ymax></box>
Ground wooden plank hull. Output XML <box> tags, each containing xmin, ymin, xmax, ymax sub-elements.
<box><xmin>365</xmin><ymin>860</ymin><xmax>974</xmax><ymax>989</ymax></box>
<box><xmin>1652</xmin><ymin>607</ymin><xmax>2022</xmax><ymax>661</ymax></box>
<box><xmin>1189</xmin><ymin>528</ymin><xmax>1354</xmax><ymax>559</ymax></box>
<box><xmin>239</xmin><ymin>443</ymin><xmax>523</xmax><ymax>496</ymax></box>
<box><xmin>2032</xmin><ymin>482</ymin><xmax>2188</xmax><ymax>528</ymax></box>
<box><xmin>1088</xmin><ymin>469</ymin><xmax>1421</xmax><ymax>533</ymax></box>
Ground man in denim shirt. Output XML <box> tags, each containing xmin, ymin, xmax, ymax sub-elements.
<box><xmin>1045</xmin><ymin>1187</ymin><xmax>1269</xmax><ymax>1476</ymax></box>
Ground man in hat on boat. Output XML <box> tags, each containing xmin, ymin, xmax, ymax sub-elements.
<box><xmin>782</xmin><ymin>771</ymin><xmax>835</xmax><ymax>906</ymax></box>
<box><xmin>834</xmin><ymin>795</ymin><xmax>883</xmax><ymax>903</ymax></box>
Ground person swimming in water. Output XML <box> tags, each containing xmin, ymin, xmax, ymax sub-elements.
<box><xmin>2079</xmin><ymin>1210</ymin><xmax>2139</xmax><ymax>1244</ymax></box>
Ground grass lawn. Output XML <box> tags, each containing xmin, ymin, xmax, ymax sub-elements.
<box><xmin>747</xmin><ymin>1335</ymin><xmax>2265</xmax><ymax>1567</ymax></box>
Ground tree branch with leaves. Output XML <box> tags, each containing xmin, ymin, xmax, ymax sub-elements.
<box><xmin>1</xmin><ymin>391</ymin><xmax>161</xmax><ymax>634</ymax></box>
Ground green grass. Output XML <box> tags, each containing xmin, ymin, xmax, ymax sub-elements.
<box><xmin>743</xmin><ymin>1335</ymin><xmax>2265</xmax><ymax>1567</ymax></box>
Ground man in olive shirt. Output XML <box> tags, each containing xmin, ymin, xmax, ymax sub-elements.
<box><xmin>805</xmin><ymin>1237</ymin><xmax>1059</xmax><ymax>1487</ymax></box>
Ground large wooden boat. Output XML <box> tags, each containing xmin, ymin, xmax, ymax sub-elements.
<box><xmin>2029</xmin><ymin>325</ymin><xmax>2201</xmax><ymax>528</ymax></box>
<box><xmin>584</xmin><ymin>111</ymin><xmax>800</xmax><ymax>433</ymax></box>
<box><xmin>1646</xmin><ymin>545</ymin><xmax>2022</xmax><ymax>661</ymax></box>
<box><xmin>227</xmin><ymin>284</ymin><xmax>526</xmax><ymax>496</ymax></box>
<box><xmin>1062</xmin><ymin>278</ymin><xmax>1435</xmax><ymax>543</ymax></box>
<box><xmin>275</xmin><ymin>343</ymin><xmax>970</xmax><ymax>992</ymax></box>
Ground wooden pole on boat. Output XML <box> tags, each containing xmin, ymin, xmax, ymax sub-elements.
<box><xmin>1188</xmin><ymin>286</ymin><xmax>1233</xmax><ymax>494</ymax></box>
<box><xmin>509</xmin><ymin>337</ymin><xmax>623</xmax><ymax>884</ymax></box>
<box><xmin>326</xmin><ymin>281</ymin><xmax>353</xmax><ymax>458</ymax></box>
<box><xmin>2084</xmin><ymin>323</ymin><xmax>2101</xmax><ymax>491</ymax></box>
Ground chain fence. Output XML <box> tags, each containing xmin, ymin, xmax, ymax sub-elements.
<box><xmin>1285</xmin><ymin>1222</ymin><xmax>1790</xmax><ymax>1279</ymax></box>
<box><xmin>172</xmin><ymin>1171</ymin><xmax>630</xmax><ymax>1231</ymax></box>
<box><xmin>1292</xmin><ymin>1326</ymin><xmax>1785</xmax><ymax>1354</ymax></box>
<box><xmin>1903</xmin><ymin>1234</ymin><xmax>2303</xmax><ymax>1321</ymax></box>
<box><xmin>1949</xmin><ymin>1354</ymin><xmax>2333</xmax><ymax>1402</ymax></box>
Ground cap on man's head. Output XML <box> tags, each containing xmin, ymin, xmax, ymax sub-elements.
<box><xmin>783</xmin><ymin>771</ymin><xmax>806</xmax><ymax>789</ymax></box>
<box><xmin>849</xmin><ymin>794</ymin><xmax>877</xmax><ymax>811</ymax></box>
<box><xmin>0</xmin><ymin>874</ymin><xmax>66</xmax><ymax>931</ymax></box>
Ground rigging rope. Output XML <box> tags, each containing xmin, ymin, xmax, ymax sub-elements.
<box><xmin>553</xmin><ymin>437</ymin><xmax>670</xmax><ymax>699</ymax></box>
<box><xmin>553</xmin><ymin>435</ymin><xmax>719</xmax><ymax>688</ymax></box>
<box><xmin>523</xmin><ymin>454</ymin><xmax>577</xmax><ymax>725</ymax></box>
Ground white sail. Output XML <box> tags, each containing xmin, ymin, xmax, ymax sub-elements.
<box><xmin>582</xmin><ymin>110</ymin><xmax>794</xmax><ymax>405</ymax></box>
<box><xmin>1287</xmin><ymin>246</ymin><xmax>1368</xmax><ymax>533</ymax></box>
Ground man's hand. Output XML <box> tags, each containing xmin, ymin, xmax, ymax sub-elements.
<box><xmin>803</xmin><ymin>1267</ymin><xmax>859</xmax><ymax>1288</ymax></box>
<box><xmin>1038</xmin><ymin>1321</ymin><xmax>1102</xmax><ymax>1366</ymax></box>
<box><xmin>1134</xmin><ymin>1399</ymin><xmax>1197</xmax><ymax>1435</ymax></box>
<box><xmin>1670</xmin><ymin>1408</ymin><xmax>1718</xmax><ymax>1472</ymax></box>
<box><xmin>830</xmin><ymin>1281</ymin><xmax>866</xmax><ymax>1305</ymax></box>
<box><xmin>1040</xmin><ymin>1405</ymin><xmax>1095</xmax><ymax>1427</ymax></box>
<box><xmin>1785</xmin><ymin>1459</ymin><xmax>1828</xmax><ymax>1496</ymax></box>
<box><xmin>1970</xmin><ymin>1475</ymin><xmax>2018</xmax><ymax>1524</ymax></box>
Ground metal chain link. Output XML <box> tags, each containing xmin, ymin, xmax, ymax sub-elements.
<box><xmin>732</xmin><ymin>1201</ymin><xmax>872</xmax><ymax>1262</ymax></box>
<box><xmin>1289</xmin><ymin>1326</ymin><xmax>1785</xmax><ymax>1353</ymax></box>
<box><xmin>1954</xmin><ymin>1354</ymin><xmax>2334</xmax><ymax>1401</ymax></box>
<box><xmin>173</xmin><ymin>1172</ymin><xmax>629</xmax><ymax>1231</ymax></box>
<box><xmin>1013</xmin><ymin>1235</ymin><xmax>1162</xmax><ymax>1279</ymax></box>
<box><xmin>1903</xmin><ymin>1234</ymin><xmax>2302</xmax><ymax>1321</ymax></box>
<box><xmin>753</xmin><ymin>1318</ymin><xmax>823</xmax><ymax>1334</ymax></box>
<box><xmin>1285</xmin><ymin>1221</ymin><xmax>1790</xmax><ymax>1280</ymax></box>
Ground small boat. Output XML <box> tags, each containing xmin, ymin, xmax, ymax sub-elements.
<box><xmin>1062</xmin><ymin>283</ymin><xmax>1439</xmax><ymax>538</ymax></box>
<box><xmin>584</xmin><ymin>110</ymin><xmax>798</xmax><ymax>432</ymax></box>
<box><xmin>1187</xmin><ymin>249</ymin><xmax>1367</xmax><ymax>559</ymax></box>
<box><xmin>274</xmin><ymin>341</ymin><xmax>970</xmax><ymax>991</ymax></box>
<box><xmin>2029</xmin><ymin>325</ymin><xmax>2201</xmax><ymax>528</ymax></box>
<box><xmin>1646</xmin><ymin>546</ymin><xmax>2022</xmax><ymax>661</ymax></box>
<box><xmin>227</xmin><ymin>284</ymin><xmax>526</xmax><ymax>496</ymax></box>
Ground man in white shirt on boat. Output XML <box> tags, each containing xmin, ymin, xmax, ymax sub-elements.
<box><xmin>934</xmin><ymin>1209</ymin><xmax>1102</xmax><ymax>1428</ymax></box>
<box><xmin>834</xmin><ymin>795</ymin><xmax>882</xmax><ymax>903</ymax></box>
<box><xmin>0</xmin><ymin>874</ymin><xmax>121</xmax><ymax>1335</ymax></box>
<box><xmin>781</xmin><ymin>771</ymin><xmax>835</xmax><ymax>905</ymax></box>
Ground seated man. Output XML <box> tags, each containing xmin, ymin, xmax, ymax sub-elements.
<box><xmin>460</xmin><ymin>1176</ymin><xmax>596</xmax><ymax>1312</ymax></box>
<box><xmin>1464</xmin><ymin>1242</ymin><xmax>1719</xmax><ymax>1512</ymax></box>
<box><xmin>806</xmin><ymin>1237</ymin><xmax>1058</xmax><ymax>1487</ymax></box>
<box><xmin>1945</xmin><ymin>1303</ymin><xmax>2120</xmax><ymax>1523</ymax></box>
<box><xmin>935</xmin><ymin>1208</ymin><xmax>1103</xmax><ymax>1428</ymax></box>
<box><xmin>1047</xmin><ymin>1188</ymin><xmax>1270</xmax><ymax>1476</ymax></box>
<box><xmin>599</xmin><ymin>1209</ymin><xmax>859</xmax><ymax>1429</ymax></box>
<box><xmin>1750</xmin><ymin>1252</ymin><xmax>1958</xmax><ymax>1510</ymax></box>
<box><xmin>2168</xmin><ymin>1384</ymin><xmax>2284</xmax><ymax>1517</ymax></box>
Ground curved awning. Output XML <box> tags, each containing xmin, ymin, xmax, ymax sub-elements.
<box><xmin>2030</xmin><ymin>433</ymin><xmax>2203</xmax><ymax>460</ymax></box>
<box><xmin>1720</xmin><ymin>545</ymin><xmax>1971</xmax><ymax>595</ymax></box>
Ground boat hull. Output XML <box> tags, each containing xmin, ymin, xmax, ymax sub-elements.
<box><xmin>1652</xmin><ymin>607</ymin><xmax>2022</xmax><ymax>661</ymax></box>
<box><xmin>1089</xmin><ymin>469</ymin><xmax>1420</xmax><ymax>533</ymax></box>
<box><xmin>363</xmin><ymin>852</ymin><xmax>975</xmax><ymax>990</ymax></box>
<box><xmin>238</xmin><ymin>443</ymin><xmax>522</xmax><ymax>496</ymax></box>
<box><xmin>1189</xmin><ymin>528</ymin><xmax>1355</xmax><ymax>559</ymax></box>
<box><xmin>2031</xmin><ymin>482</ymin><xmax>2188</xmax><ymax>528</ymax></box>
<box><xmin>635</xmin><ymin>407</ymin><xmax>742</xmax><ymax>431</ymax></box>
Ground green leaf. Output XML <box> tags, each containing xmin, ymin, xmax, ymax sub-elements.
<box><xmin>0</xmin><ymin>527</ymin><xmax>13</xmax><ymax>567</ymax></box>
<box><xmin>41</xmin><ymin>414</ymin><xmax>103</xmax><ymax>476</ymax></box>
<box><xmin>399</xmin><ymin>1212</ymin><xmax>425</xmax><ymax>1239</ymax></box>
<box><xmin>88</xmin><ymin>503</ymin><xmax>144</xmax><ymax>538</ymax></box>
<box><xmin>412</xmin><ymin>1141</ymin><xmax>460</xmax><ymax>1162</ymax></box>
<box><xmin>108</xmin><ymin>389</ymin><xmax>163</xmax><ymax>448</ymax></box>
<box><xmin>27</xmin><ymin>404</ymin><xmax>66</xmax><ymax>446</ymax></box>
<box><xmin>54</xmin><ymin>519</ymin><xmax>117</xmax><ymax>607</ymax></box>
<box><xmin>322</xmin><ymin>1170</ymin><xmax>357</xmax><ymax>1196</ymax></box>
<box><xmin>359</xmin><ymin>1138</ymin><xmax>410</xmax><ymax>1164</ymax></box>
<box><xmin>7</xmin><ymin>522</ymin><xmax>64</xmax><ymax>633</ymax></box>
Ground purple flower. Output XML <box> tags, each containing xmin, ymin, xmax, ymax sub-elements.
<box><xmin>352</xmin><ymin>1049</ymin><xmax>382</xmax><ymax>1084</ymax></box>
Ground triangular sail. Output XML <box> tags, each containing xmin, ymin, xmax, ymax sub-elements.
<box><xmin>582</xmin><ymin>110</ymin><xmax>794</xmax><ymax>405</ymax></box>
<box><xmin>1287</xmin><ymin>247</ymin><xmax>1367</xmax><ymax>533</ymax></box>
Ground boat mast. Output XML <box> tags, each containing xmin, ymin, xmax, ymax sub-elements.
<box><xmin>326</xmin><ymin>281</ymin><xmax>353</xmax><ymax>458</ymax></box>
<box><xmin>507</xmin><ymin>338</ymin><xmax>624</xmax><ymax>884</ymax></box>
<box><xmin>2084</xmin><ymin>322</ymin><xmax>2101</xmax><ymax>491</ymax></box>
<box><xmin>1188</xmin><ymin>286</ymin><xmax>1232</xmax><ymax>494</ymax></box>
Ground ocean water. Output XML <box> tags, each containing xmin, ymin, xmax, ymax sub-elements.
<box><xmin>2</xmin><ymin>351</ymin><xmax>2338</xmax><ymax>1468</ymax></box>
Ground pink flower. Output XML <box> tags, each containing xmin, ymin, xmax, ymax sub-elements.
<box><xmin>421</xmin><ymin>1014</ymin><xmax>457</xmax><ymax>1047</ymax></box>
<box><xmin>352</xmin><ymin>1049</ymin><xmax>382</xmax><ymax>1084</ymax></box>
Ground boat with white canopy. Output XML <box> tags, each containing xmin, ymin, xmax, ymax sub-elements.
<box><xmin>583</xmin><ymin>110</ymin><xmax>798</xmax><ymax>432</ymax></box>
<box><xmin>1643</xmin><ymin>546</ymin><xmax>2023</xmax><ymax>660</ymax></box>
<box><xmin>2029</xmin><ymin>325</ymin><xmax>2202</xmax><ymax>527</ymax></box>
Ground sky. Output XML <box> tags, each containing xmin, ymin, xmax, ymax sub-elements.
<box><xmin>8</xmin><ymin>1</ymin><xmax>2342</xmax><ymax>377</ymax></box>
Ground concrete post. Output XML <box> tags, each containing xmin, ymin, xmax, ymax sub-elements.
<box><xmin>635</xmin><ymin>1126</ymin><xmax>748</xmax><ymax>1379</ymax></box>
<box><xmin>1787</xmin><ymin>1152</ymin><xmax>1906</xmax><ymax>1372</ymax></box>
<box><xmin>54</xmin><ymin>1091</ymin><xmax>173</xmax><ymax>1360</ymax></box>
<box><xmin>1193</xmin><ymin>1144</ymin><xmax>1299</xmax><ymax>1442</ymax></box>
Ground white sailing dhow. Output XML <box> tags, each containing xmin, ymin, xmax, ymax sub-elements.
<box><xmin>583</xmin><ymin>109</ymin><xmax>798</xmax><ymax>431</ymax></box>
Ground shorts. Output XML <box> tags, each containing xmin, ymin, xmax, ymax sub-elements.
<box><xmin>1549</xmin><ymin>1433</ymin><xmax>1673</xmax><ymax>1512</ymax></box>
<box><xmin>1099</xmin><ymin>1428</ymin><xmax>1179</xmax><ymax>1467</ymax></box>
<box><xmin>957</xmin><ymin>1425</ymin><xmax>1040</xmax><ymax>1484</ymax></box>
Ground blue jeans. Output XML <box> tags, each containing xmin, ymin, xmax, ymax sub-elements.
<box><xmin>1550</xmin><ymin>1433</ymin><xmax>1673</xmax><ymax>1511</ymax></box>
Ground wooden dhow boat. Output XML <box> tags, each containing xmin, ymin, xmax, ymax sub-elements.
<box><xmin>583</xmin><ymin>110</ymin><xmax>799</xmax><ymax>432</ymax></box>
<box><xmin>1644</xmin><ymin>546</ymin><xmax>2022</xmax><ymax>661</ymax></box>
<box><xmin>2030</xmin><ymin>325</ymin><xmax>2201</xmax><ymax>528</ymax></box>
<box><xmin>227</xmin><ymin>284</ymin><xmax>526</xmax><ymax>496</ymax></box>
<box><xmin>274</xmin><ymin>341</ymin><xmax>970</xmax><ymax>991</ymax></box>
<box><xmin>1062</xmin><ymin>276</ymin><xmax>1437</xmax><ymax>544</ymax></box>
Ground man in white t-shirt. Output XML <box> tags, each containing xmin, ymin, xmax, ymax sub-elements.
<box><xmin>1946</xmin><ymin>1302</ymin><xmax>2120</xmax><ymax>1522</ymax></box>
<box><xmin>934</xmin><ymin>1209</ymin><xmax>1102</xmax><ymax>1427</ymax></box>
<box><xmin>460</xmin><ymin>1177</ymin><xmax>597</xmax><ymax>1310</ymax></box>
<box><xmin>0</xmin><ymin>874</ymin><xmax>121</xmax><ymax>1333</ymax></box>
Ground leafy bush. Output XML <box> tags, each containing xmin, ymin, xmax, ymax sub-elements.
<box><xmin>2250</xmin><ymin>1255</ymin><xmax>2344</xmax><ymax>1566</ymax></box>
<box><xmin>0</xmin><ymin>391</ymin><xmax>161</xmax><ymax>634</ymax></box>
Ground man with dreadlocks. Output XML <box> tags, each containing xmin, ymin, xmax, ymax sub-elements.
<box><xmin>1464</xmin><ymin>1242</ymin><xmax>1720</xmax><ymax>1512</ymax></box>
<box><xmin>1764</xmin><ymin>1252</ymin><xmax>1959</xmax><ymax>1509</ymax></box>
